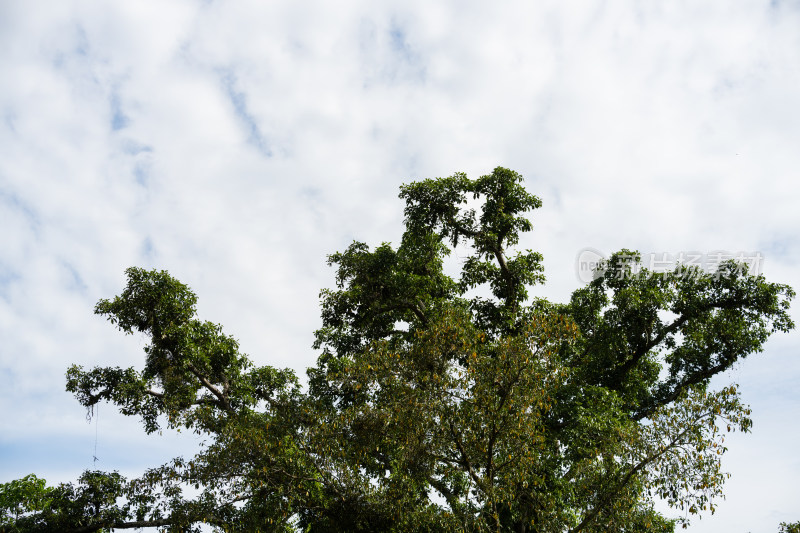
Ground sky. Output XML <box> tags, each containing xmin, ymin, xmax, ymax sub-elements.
<box><xmin>0</xmin><ymin>1</ymin><xmax>798</xmax><ymax>531</ymax></box>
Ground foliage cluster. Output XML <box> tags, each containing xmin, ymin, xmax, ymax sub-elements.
<box><xmin>1</xmin><ymin>168</ymin><xmax>794</xmax><ymax>532</ymax></box>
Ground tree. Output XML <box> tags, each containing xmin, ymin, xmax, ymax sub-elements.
<box><xmin>780</xmin><ymin>522</ymin><xmax>800</xmax><ymax>533</ymax></box>
<box><xmin>1</xmin><ymin>167</ymin><xmax>793</xmax><ymax>532</ymax></box>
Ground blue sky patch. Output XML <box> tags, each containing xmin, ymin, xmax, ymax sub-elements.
<box><xmin>219</xmin><ymin>70</ymin><xmax>272</xmax><ymax>157</ymax></box>
<box><xmin>386</xmin><ymin>20</ymin><xmax>426</xmax><ymax>83</ymax></box>
<box><xmin>61</xmin><ymin>261</ymin><xmax>87</xmax><ymax>293</ymax></box>
<box><xmin>120</xmin><ymin>140</ymin><xmax>153</xmax><ymax>156</ymax></box>
<box><xmin>133</xmin><ymin>161</ymin><xmax>150</xmax><ymax>187</ymax></box>
<box><xmin>141</xmin><ymin>237</ymin><xmax>155</xmax><ymax>262</ymax></box>
<box><xmin>110</xmin><ymin>90</ymin><xmax>129</xmax><ymax>131</ymax></box>
<box><xmin>0</xmin><ymin>187</ymin><xmax>40</xmax><ymax>232</ymax></box>
<box><xmin>0</xmin><ymin>262</ymin><xmax>21</xmax><ymax>301</ymax></box>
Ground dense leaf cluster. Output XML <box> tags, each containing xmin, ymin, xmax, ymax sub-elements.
<box><xmin>1</xmin><ymin>168</ymin><xmax>794</xmax><ymax>532</ymax></box>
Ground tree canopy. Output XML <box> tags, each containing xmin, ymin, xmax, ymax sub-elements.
<box><xmin>1</xmin><ymin>167</ymin><xmax>794</xmax><ymax>532</ymax></box>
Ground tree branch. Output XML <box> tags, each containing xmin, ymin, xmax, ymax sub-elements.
<box><xmin>632</xmin><ymin>359</ymin><xmax>730</xmax><ymax>421</ymax></box>
<box><xmin>372</xmin><ymin>300</ymin><xmax>429</xmax><ymax>326</ymax></box>
<box><xmin>596</xmin><ymin>296</ymin><xmax>749</xmax><ymax>392</ymax></box>
<box><xmin>68</xmin><ymin>518</ymin><xmax>173</xmax><ymax>532</ymax></box>
<box><xmin>570</xmin><ymin>410</ymin><xmax>714</xmax><ymax>532</ymax></box>
<box><xmin>186</xmin><ymin>364</ymin><xmax>233</xmax><ymax>412</ymax></box>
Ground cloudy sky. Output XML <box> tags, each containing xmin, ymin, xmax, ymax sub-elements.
<box><xmin>1</xmin><ymin>1</ymin><xmax>798</xmax><ymax>531</ymax></box>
